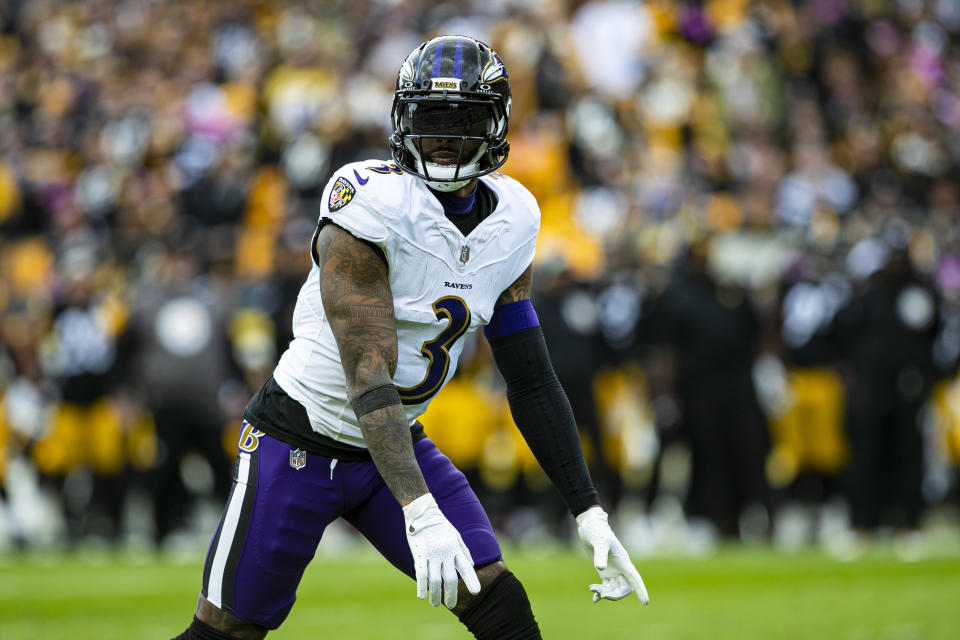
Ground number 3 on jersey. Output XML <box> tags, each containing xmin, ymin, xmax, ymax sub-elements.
<box><xmin>398</xmin><ymin>296</ymin><xmax>470</xmax><ymax>405</ymax></box>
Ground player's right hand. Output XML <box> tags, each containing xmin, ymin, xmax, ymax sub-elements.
<box><xmin>402</xmin><ymin>493</ymin><xmax>481</xmax><ymax>608</ymax></box>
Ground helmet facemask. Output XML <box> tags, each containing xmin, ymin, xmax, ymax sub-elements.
<box><xmin>393</xmin><ymin>95</ymin><xmax>508</xmax><ymax>191</ymax></box>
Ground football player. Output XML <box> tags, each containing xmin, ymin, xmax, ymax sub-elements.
<box><xmin>173</xmin><ymin>35</ymin><xmax>648</xmax><ymax>640</ymax></box>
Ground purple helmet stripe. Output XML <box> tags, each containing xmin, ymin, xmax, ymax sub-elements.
<box><xmin>453</xmin><ymin>38</ymin><xmax>463</xmax><ymax>79</ymax></box>
<box><xmin>431</xmin><ymin>40</ymin><xmax>445</xmax><ymax>78</ymax></box>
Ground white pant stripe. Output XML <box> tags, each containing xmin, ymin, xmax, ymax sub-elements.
<box><xmin>207</xmin><ymin>452</ymin><xmax>251</xmax><ymax>608</ymax></box>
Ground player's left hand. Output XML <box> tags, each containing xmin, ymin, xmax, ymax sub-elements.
<box><xmin>576</xmin><ymin>506</ymin><xmax>649</xmax><ymax>604</ymax></box>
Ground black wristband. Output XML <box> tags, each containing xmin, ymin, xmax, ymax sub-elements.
<box><xmin>351</xmin><ymin>383</ymin><xmax>402</xmax><ymax>418</ymax></box>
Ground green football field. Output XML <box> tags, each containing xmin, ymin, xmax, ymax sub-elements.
<box><xmin>1</xmin><ymin>544</ymin><xmax>958</xmax><ymax>639</ymax></box>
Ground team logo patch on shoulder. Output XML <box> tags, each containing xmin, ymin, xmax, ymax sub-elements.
<box><xmin>328</xmin><ymin>176</ymin><xmax>357</xmax><ymax>212</ymax></box>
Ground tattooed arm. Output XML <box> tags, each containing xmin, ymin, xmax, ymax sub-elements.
<box><xmin>495</xmin><ymin>264</ymin><xmax>532</xmax><ymax>305</ymax></box>
<box><xmin>316</xmin><ymin>224</ymin><xmax>428</xmax><ymax>507</ymax></box>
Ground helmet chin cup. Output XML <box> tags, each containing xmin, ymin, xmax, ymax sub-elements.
<box><xmin>426</xmin><ymin>177</ymin><xmax>472</xmax><ymax>192</ymax></box>
<box><xmin>417</xmin><ymin>156</ymin><xmax>481</xmax><ymax>192</ymax></box>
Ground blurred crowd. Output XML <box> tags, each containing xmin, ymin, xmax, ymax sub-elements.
<box><xmin>2</xmin><ymin>0</ymin><xmax>960</xmax><ymax>556</ymax></box>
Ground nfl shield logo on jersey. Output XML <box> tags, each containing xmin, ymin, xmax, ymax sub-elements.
<box><xmin>289</xmin><ymin>448</ymin><xmax>307</xmax><ymax>470</ymax></box>
<box><xmin>460</xmin><ymin>245</ymin><xmax>470</xmax><ymax>263</ymax></box>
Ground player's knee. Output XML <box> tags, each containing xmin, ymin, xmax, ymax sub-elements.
<box><xmin>453</xmin><ymin>560</ymin><xmax>508</xmax><ymax>612</ymax></box>
<box><xmin>172</xmin><ymin>615</ymin><xmax>267</xmax><ymax>640</ymax></box>
<box><xmin>455</xmin><ymin>566</ymin><xmax>541</xmax><ymax>640</ymax></box>
<box><xmin>172</xmin><ymin>596</ymin><xmax>268</xmax><ymax>640</ymax></box>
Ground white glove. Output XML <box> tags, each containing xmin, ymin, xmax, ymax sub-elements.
<box><xmin>576</xmin><ymin>506</ymin><xmax>650</xmax><ymax>604</ymax></box>
<box><xmin>403</xmin><ymin>493</ymin><xmax>481</xmax><ymax>608</ymax></box>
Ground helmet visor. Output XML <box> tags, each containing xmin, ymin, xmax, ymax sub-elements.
<box><xmin>399</xmin><ymin>100</ymin><xmax>498</xmax><ymax>138</ymax></box>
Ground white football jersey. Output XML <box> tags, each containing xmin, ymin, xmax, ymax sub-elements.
<box><xmin>273</xmin><ymin>160</ymin><xmax>539</xmax><ymax>448</ymax></box>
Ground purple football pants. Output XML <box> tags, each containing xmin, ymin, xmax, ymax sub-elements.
<box><xmin>200</xmin><ymin>423</ymin><xmax>502</xmax><ymax>629</ymax></box>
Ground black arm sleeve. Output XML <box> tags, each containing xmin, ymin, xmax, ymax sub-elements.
<box><xmin>488</xmin><ymin>325</ymin><xmax>599</xmax><ymax>515</ymax></box>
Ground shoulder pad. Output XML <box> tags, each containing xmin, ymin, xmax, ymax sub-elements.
<box><xmin>483</xmin><ymin>172</ymin><xmax>540</xmax><ymax>226</ymax></box>
<box><xmin>321</xmin><ymin>161</ymin><xmax>398</xmax><ymax>243</ymax></box>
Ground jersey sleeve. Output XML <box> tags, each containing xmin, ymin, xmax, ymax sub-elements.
<box><xmin>498</xmin><ymin>176</ymin><xmax>540</xmax><ymax>294</ymax></box>
<box><xmin>319</xmin><ymin>165</ymin><xmax>389</xmax><ymax>246</ymax></box>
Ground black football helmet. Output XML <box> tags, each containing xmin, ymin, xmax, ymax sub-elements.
<box><xmin>389</xmin><ymin>35</ymin><xmax>511</xmax><ymax>191</ymax></box>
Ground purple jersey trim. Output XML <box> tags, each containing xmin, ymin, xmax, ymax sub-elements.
<box><xmin>483</xmin><ymin>299</ymin><xmax>539</xmax><ymax>341</ymax></box>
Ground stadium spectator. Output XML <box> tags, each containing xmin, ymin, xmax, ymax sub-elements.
<box><xmin>122</xmin><ymin>227</ymin><xmax>238</xmax><ymax>548</ymax></box>
<box><xmin>535</xmin><ymin>263</ymin><xmax>623</xmax><ymax>515</ymax></box>
<box><xmin>766</xmin><ymin>249</ymin><xmax>850</xmax><ymax>546</ymax></box>
<box><xmin>646</xmin><ymin>239</ymin><xmax>772</xmax><ymax>540</ymax></box>
<box><xmin>831</xmin><ymin>243</ymin><xmax>951</xmax><ymax>536</ymax></box>
<box><xmin>172</xmin><ymin>36</ymin><xmax>648</xmax><ymax>640</ymax></box>
<box><xmin>34</xmin><ymin>233</ymin><xmax>128</xmax><ymax>545</ymax></box>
